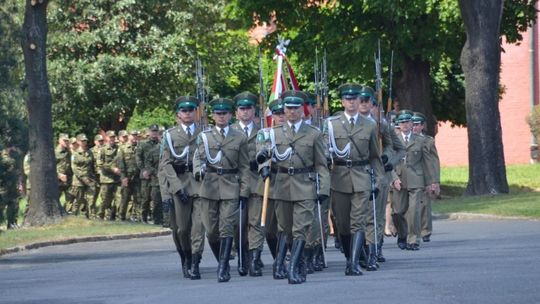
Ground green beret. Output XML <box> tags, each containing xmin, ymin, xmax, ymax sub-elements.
<box><xmin>94</xmin><ymin>134</ymin><xmax>104</xmax><ymax>141</ymax></box>
<box><xmin>106</xmin><ymin>130</ymin><xmax>116</xmax><ymax>137</ymax></box>
<box><xmin>396</xmin><ymin>110</ymin><xmax>414</xmax><ymax>123</ymax></box>
<box><xmin>118</xmin><ymin>130</ymin><xmax>128</xmax><ymax>137</ymax></box>
<box><xmin>305</xmin><ymin>92</ymin><xmax>317</xmax><ymax>105</ymax></box>
<box><xmin>209</xmin><ymin>97</ymin><xmax>234</xmax><ymax>112</ymax></box>
<box><xmin>281</xmin><ymin>90</ymin><xmax>307</xmax><ymax>107</ymax></box>
<box><xmin>76</xmin><ymin>134</ymin><xmax>88</xmax><ymax>141</ymax></box>
<box><xmin>233</xmin><ymin>91</ymin><xmax>258</xmax><ymax>107</ymax></box>
<box><xmin>269</xmin><ymin>99</ymin><xmax>284</xmax><ymax>113</ymax></box>
<box><xmin>175</xmin><ymin>96</ymin><xmax>199</xmax><ymax>112</ymax></box>
<box><xmin>337</xmin><ymin>83</ymin><xmax>362</xmax><ymax>98</ymax></box>
<box><xmin>59</xmin><ymin>133</ymin><xmax>69</xmax><ymax>140</ymax></box>
<box><xmin>412</xmin><ymin>112</ymin><xmax>426</xmax><ymax>123</ymax></box>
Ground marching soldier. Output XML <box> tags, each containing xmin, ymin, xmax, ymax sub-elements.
<box><xmin>159</xmin><ymin>96</ymin><xmax>205</xmax><ymax>280</ymax></box>
<box><xmin>411</xmin><ymin>112</ymin><xmax>440</xmax><ymax>242</ymax></box>
<box><xmin>137</xmin><ymin>126</ymin><xmax>161</xmax><ymax>223</ymax></box>
<box><xmin>71</xmin><ymin>134</ymin><xmax>97</xmax><ymax>218</ymax></box>
<box><xmin>357</xmin><ymin>85</ymin><xmax>405</xmax><ymax>266</ymax></box>
<box><xmin>323</xmin><ymin>83</ymin><xmax>384</xmax><ymax>275</ymax></box>
<box><xmin>257</xmin><ymin>90</ymin><xmax>330</xmax><ymax>284</ymax></box>
<box><xmin>118</xmin><ymin>131</ymin><xmax>140</xmax><ymax>221</ymax></box>
<box><xmin>98</xmin><ymin>130</ymin><xmax>122</xmax><ymax>220</ymax></box>
<box><xmin>392</xmin><ymin>110</ymin><xmax>438</xmax><ymax>250</ymax></box>
<box><xmin>55</xmin><ymin>133</ymin><xmax>74</xmax><ymax>213</ymax></box>
<box><xmin>195</xmin><ymin>98</ymin><xmax>250</xmax><ymax>283</ymax></box>
<box><xmin>231</xmin><ymin>91</ymin><xmax>265</xmax><ymax>277</ymax></box>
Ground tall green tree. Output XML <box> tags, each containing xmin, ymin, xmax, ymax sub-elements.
<box><xmin>47</xmin><ymin>0</ymin><xmax>258</xmax><ymax>137</ymax></box>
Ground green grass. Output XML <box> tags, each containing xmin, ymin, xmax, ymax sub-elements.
<box><xmin>0</xmin><ymin>216</ymin><xmax>165</xmax><ymax>251</ymax></box>
<box><xmin>434</xmin><ymin>164</ymin><xmax>540</xmax><ymax>218</ymax></box>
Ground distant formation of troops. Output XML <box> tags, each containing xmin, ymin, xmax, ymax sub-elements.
<box><xmin>13</xmin><ymin>82</ymin><xmax>440</xmax><ymax>285</ymax></box>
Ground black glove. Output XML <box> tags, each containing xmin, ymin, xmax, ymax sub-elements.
<box><xmin>249</xmin><ymin>160</ymin><xmax>258</xmax><ymax>171</ymax></box>
<box><xmin>256</xmin><ymin>149</ymin><xmax>270</xmax><ymax>164</ymax></box>
<box><xmin>326</xmin><ymin>156</ymin><xmax>332</xmax><ymax>168</ymax></box>
<box><xmin>177</xmin><ymin>189</ymin><xmax>189</xmax><ymax>204</ymax></box>
<box><xmin>162</xmin><ymin>198</ymin><xmax>173</xmax><ymax>213</ymax></box>
<box><xmin>260</xmin><ymin>166</ymin><xmax>271</xmax><ymax>180</ymax></box>
<box><xmin>371</xmin><ymin>188</ymin><xmax>379</xmax><ymax>200</ymax></box>
<box><xmin>194</xmin><ymin>171</ymin><xmax>205</xmax><ymax>182</ymax></box>
<box><xmin>384</xmin><ymin>163</ymin><xmax>393</xmax><ymax>172</ymax></box>
<box><xmin>317</xmin><ymin>194</ymin><xmax>328</xmax><ymax>202</ymax></box>
<box><xmin>381</xmin><ymin>154</ymin><xmax>389</xmax><ymax>164</ymax></box>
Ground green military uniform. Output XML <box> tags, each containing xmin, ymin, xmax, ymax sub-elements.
<box><xmin>303</xmin><ymin>92</ymin><xmax>329</xmax><ymax>273</ymax></box>
<box><xmin>0</xmin><ymin>147</ymin><xmax>21</xmax><ymax>229</ymax></box>
<box><xmin>98</xmin><ymin>131</ymin><xmax>122</xmax><ymax>220</ymax></box>
<box><xmin>117</xmin><ymin>133</ymin><xmax>140</xmax><ymax>221</ymax></box>
<box><xmin>55</xmin><ymin>133</ymin><xmax>74</xmax><ymax>213</ymax></box>
<box><xmin>230</xmin><ymin>91</ymin><xmax>265</xmax><ymax>277</ymax></box>
<box><xmin>137</xmin><ymin>133</ymin><xmax>160</xmax><ymax>222</ymax></box>
<box><xmin>257</xmin><ymin>90</ymin><xmax>330</xmax><ymax>284</ymax></box>
<box><xmin>358</xmin><ymin>86</ymin><xmax>405</xmax><ymax>265</ymax></box>
<box><xmin>392</xmin><ymin>110</ymin><xmax>437</xmax><ymax>250</ymax></box>
<box><xmin>323</xmin><ymin>84</ymin><xmax>384</xmax><ymax>274</ymax></box>
<box><xmin>158</xmin><ymin>96</ymin><xmax>205</xmax><ymax>279</ymax></box>
<box><xmin>71</xmin><ymin>134</ymin><xmax>97</xmax><ymax>218</ymax></box>
<box><xmin>195</xmin><ymin>98</ymin><xmax>250</xmax><ymax>283</ymax></box>
<box><xmin>90</xmin><ymin>134</ymin><xmax>103</xmax><ymax>218</ymax></box>
<box><xmin>412</xmin><ymin>112</ymin><xmax>440</xmax><ymax>242</ymax></box>
<box><xmin>143</xmin><ymin>125</ymin><xmax>163</xmax><ymax>225</ymax></box>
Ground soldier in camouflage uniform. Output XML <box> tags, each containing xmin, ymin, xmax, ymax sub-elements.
<box><xmin>0</xmin><ymin>146</ymin><xmax>21</xmax><ymax>229</ymax></box>
<box><xmin>139</xmin><ymin>124</ymin><xmax>163</xmax><ymax>224</ymax></box>
<box><xmin>90</xmin><ymin>134</ymin><xmax>104</xmax><ymax>218</ymax></box>
<box><xmin>118</xmin><ymin>131</ymin><xmax>140</xmax><ymax>221</ymax></box>
<box><xmin>98</xmin><ymin>130</ymin><xmax>122</xmax><ymax>220</ymax></box>
<box><xmin>55</xmin><ymin>133</ymin><xmax>74</xmax><ymax>213</ymax></box>
<box><xmin>137</xmin><ymin>127</ymin><xmax>159</xmax><ymax>223</ymax></box>
<box><xmin>71</xmin><ymin>134</ymin><xmax>97</xmax><ymax>218</ymax></box>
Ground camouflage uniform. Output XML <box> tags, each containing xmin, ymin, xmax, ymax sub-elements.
<box><xmin>71</xmin><ymin>134</ymin><xmax>97</xmax><ymax>218</ymax></box>
<box><xmin>55</xmin><ymin>134</ymin><xmax>74</xmax><ymax>213</ymax></box>
<box><xmin>117</xmin><ymin>133</ymin><xmax>140</xmax><ymax>221</ymax></box>
<box><xmin>98</xmin><ymin>131</ymin><xmax>122</xmax><ymax>220</ymax></box>
<box><xmin>137</xmin><ymin>132</ymin><xmax>160</xmax><ymax>222</ymax></box>
<box><xmin>0</xmin><ymin>148</ymin><xmax>21</xmax><ymax>228</ymax></box>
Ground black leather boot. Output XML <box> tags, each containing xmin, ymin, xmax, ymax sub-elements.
<box><xmin>249</xmin><ymin>249</ymin><xmax>262</xmax><ymax>277</ymax></box>
<box><xmin>209</xmin><ymin>239</ymin><xmax>221</xmax><ymax>263</ymax></box>
<box><xmin>217</xmin><ymin>237</ymin><xmax>233</xmax><ymax>282</ymax></box>
<box><xmin>304</xmin><ymin>247</ymin><xmax>315</xmax><ymax>274</ymax></box>
<box><xmin>377</xmin><ymin>236</ymin><xmax>386</xmax><ymax>263</ymax></box>
<box><xmin>266</xmin><ymin>236</ymin><xmax>278</xmax><ymax>260</ymax></box>
<box><xmin>288</xmin><ymin>239</ymin><xmax>306</xmax><ymax>284</ymax></box>
<box><xmin>313</xmin><ymin>244</ymin><xmax>324</xmax><ymax>271</ymax></box>
<box><xmin>340</xmin><ymin>234</ymin><xmax>352</xmax><ymax>275</ymax></box>
<box><xmin>273</xmin><ymin>233</ymin><xmax>288</xmax><ymax>280</ymax></box>
<box><xmin>183</xmin><ymin>250</ymin><xmax>192</xmax><ymax>279</ymax></box>
<box><xmin>237</xmin><ymin>242</ymin><xmax>249</xmax><ymax>277</ymax></box>
<box><xmin>360</xmin><ymin>244</ymin><xmax>368</xmax><ymax>269</ymax></box>
<box><xmin>190</xmin><ymin>253</ymin><xmax>201</xmax><ymax>280</ymax></box>
<box><xmin>349</xmin><ymin>232</ymin><xmax>364</xmax><ymax>276</ymax></box>
<box><xmin>366</xmin><ymin>243</ymin><xmax>378</xmax><ymax>271</ymax></box>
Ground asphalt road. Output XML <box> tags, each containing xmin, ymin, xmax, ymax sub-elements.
<box><xmin>1</xmin><ymin>218</ymin><xmax>540</xmax><ymax>304</ymax></box>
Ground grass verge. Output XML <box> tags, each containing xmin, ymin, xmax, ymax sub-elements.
<box><xmin>0</xmin><ymin>216</ymin><xmax>165</xmax><ymax>252</ymax></box>
<box><xmin>434</xmin><ymin>164</ymin><xmax>540</xmax><ymax>219</ymax></box>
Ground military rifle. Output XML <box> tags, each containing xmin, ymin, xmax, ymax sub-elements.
<box><xmin>195</xmin><ymin>57</ymin><xmax>208</xmax><ymax>130</ymax></box>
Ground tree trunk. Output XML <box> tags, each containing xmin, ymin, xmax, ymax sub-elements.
<box><xmin>394</xmin><ymin>56</ymin><xmax>437</xmax><ymax>137</ymax></box>
<box><xmin>459</xmin><ymin>0</ymin><xmax>509</xmax><ymax>195</ymax></box>
<box><xmin>21</xmin><ymin>0</ymin><xmax>63</xmax><ymax>226</ymax></box>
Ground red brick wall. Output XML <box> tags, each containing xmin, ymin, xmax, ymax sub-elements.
<box><xmin>437</xmin><ymin>26</ymin><xmax>538</xmax><ymax>166</ymax></box>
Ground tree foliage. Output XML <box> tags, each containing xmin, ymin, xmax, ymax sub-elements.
<box><xmin>47</xmin><ymin>0</ymin><xmax>258</xmax><ymax>137</ymax></box>
<box><xmin>229</xmin><ymin>0</ymin><xmax>537</xmax><ymax>126</ymax></box>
